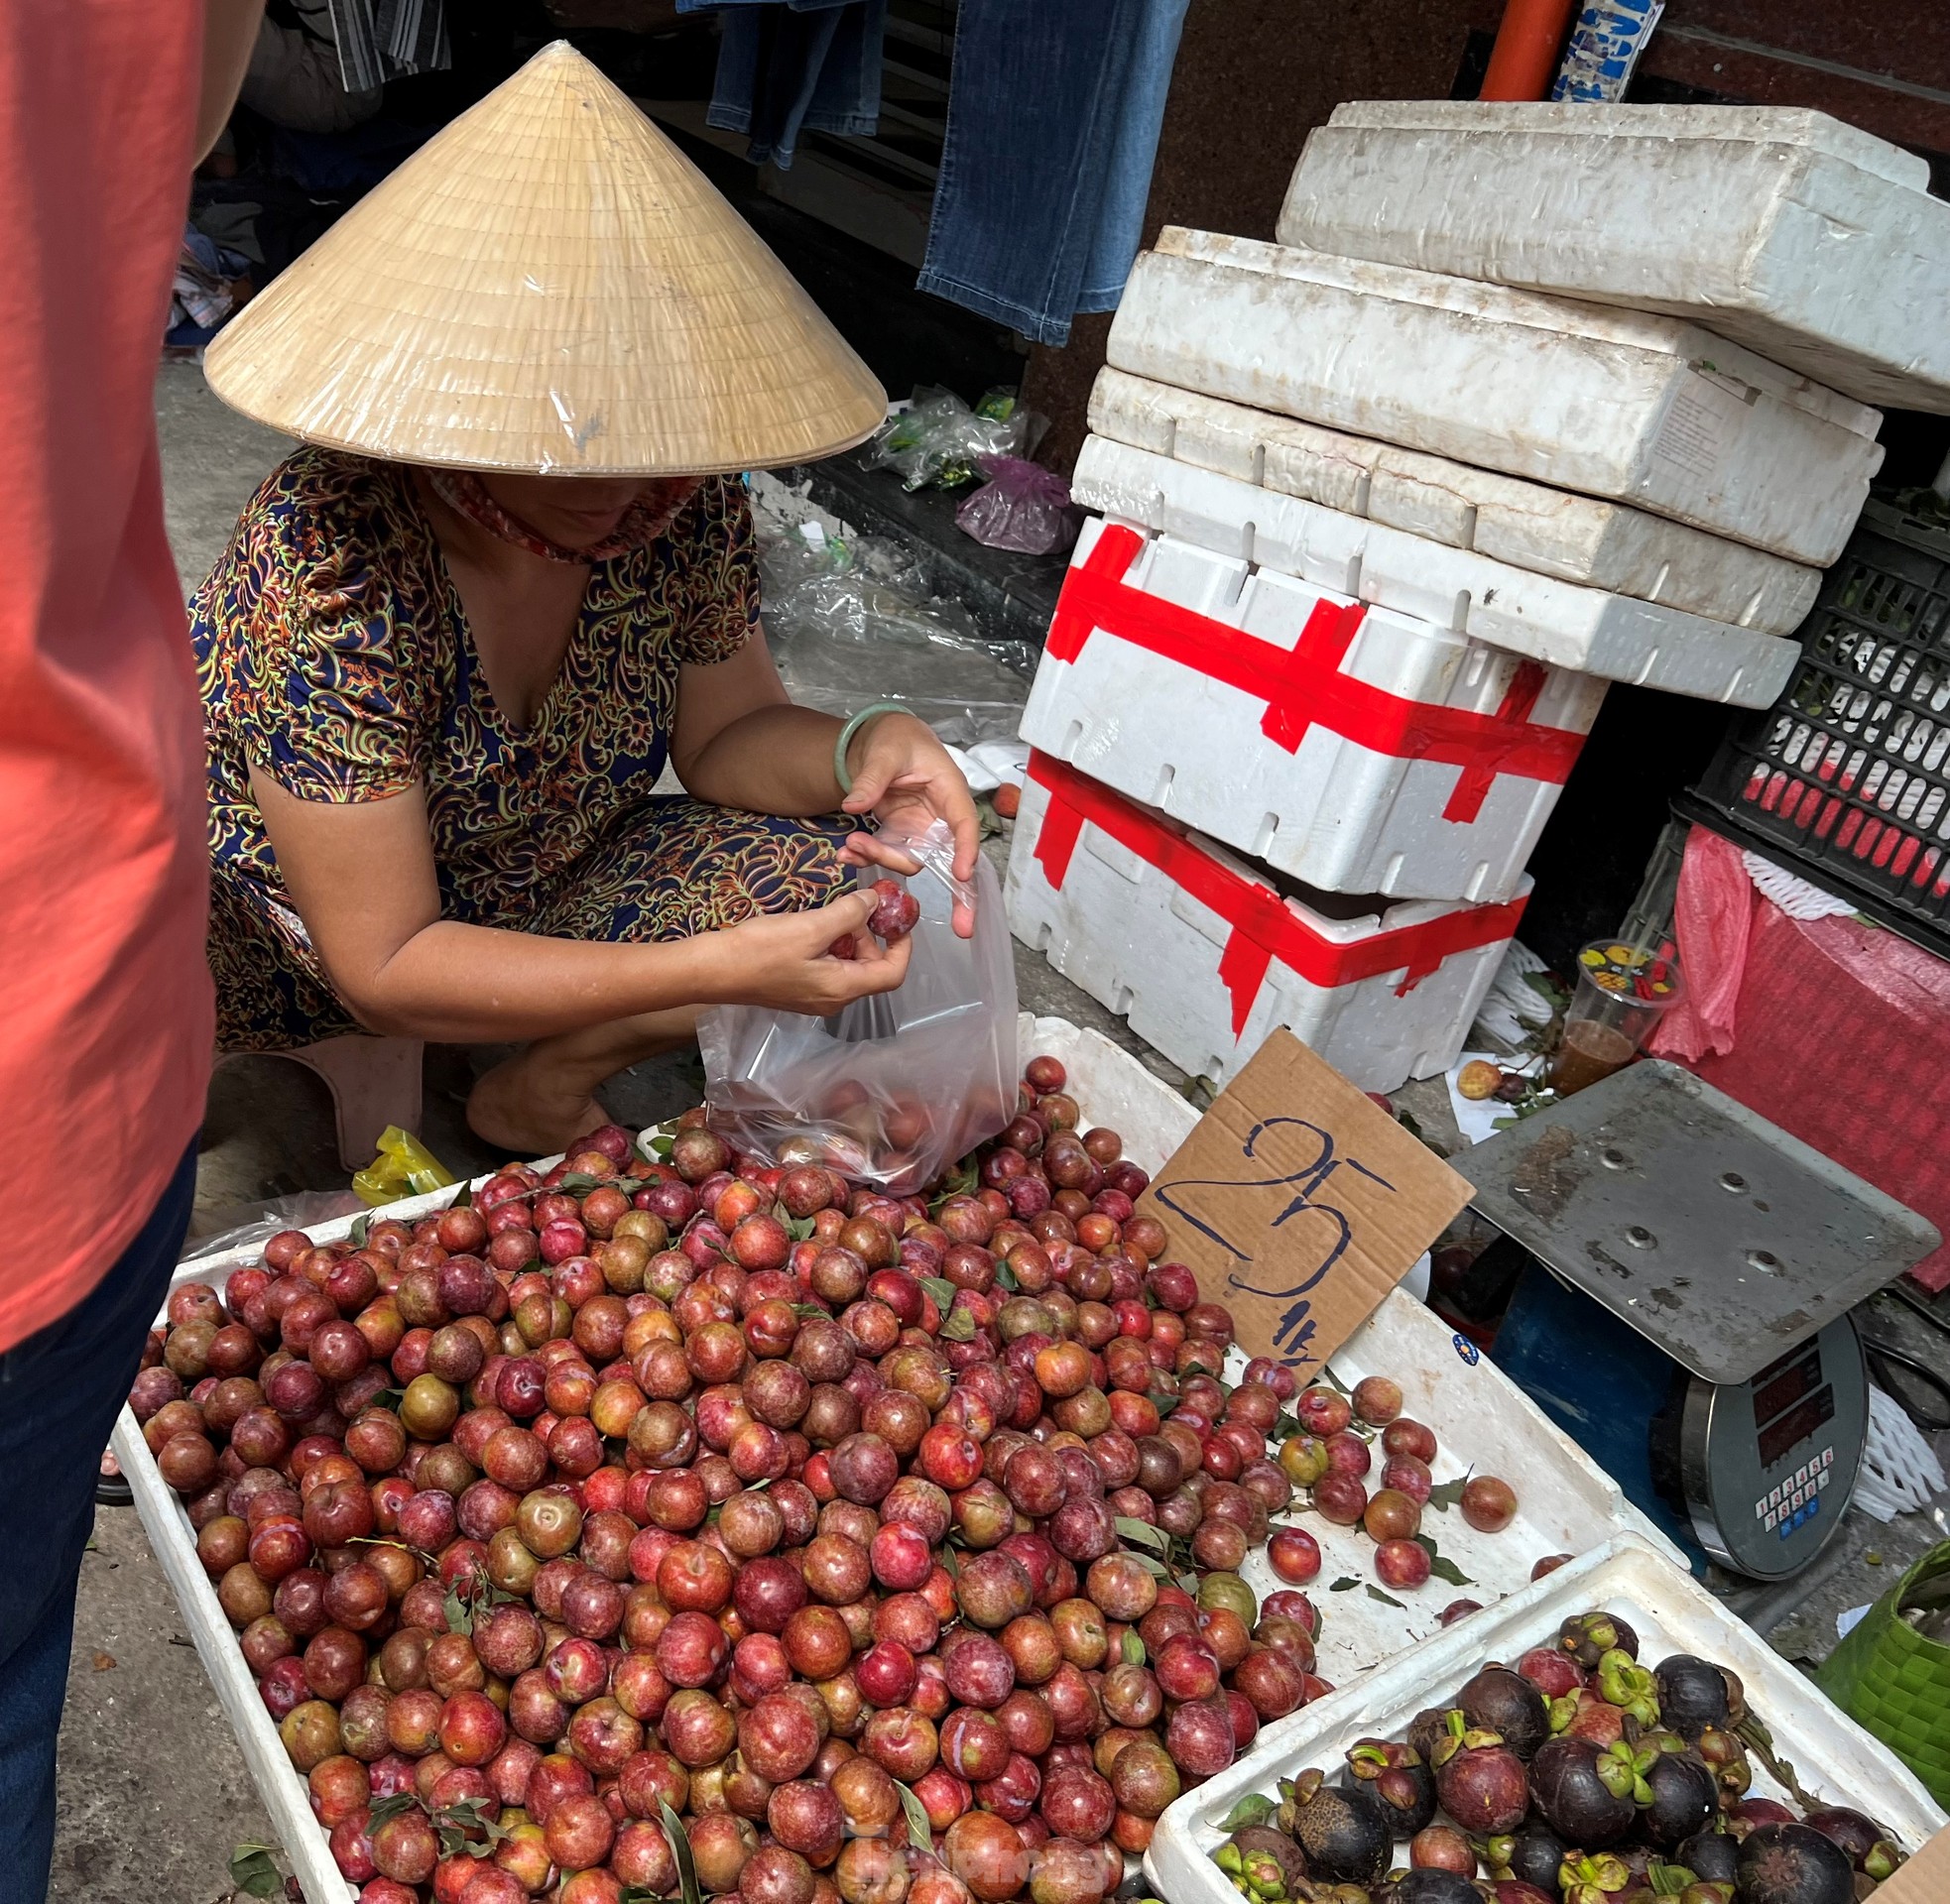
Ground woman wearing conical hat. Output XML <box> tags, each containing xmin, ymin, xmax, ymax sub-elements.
<box><xmin>191</xmin><ymin>45</ymin><xmax>977</xmax><ymax>1154</ymax></box>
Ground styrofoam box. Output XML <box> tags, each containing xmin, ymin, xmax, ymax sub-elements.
<box><xmin>1007</xmin><ymin>768</ymin><xmax>1528</xmax><ymax>1093</ymax></box>
<box><xmin>1089</xmin><ymin>367</ymin><xmax>1820</xmax><ymax>637</ymax></box>
<box><xmin>1020</xmin><ymin>515</ymin><xmax>1606</xmax><ymax>902</ymax></box>
<box><xmin>1148</xmin><ymin>1535</ymin><xmax>1948</xmax><ymax>1904</ymax></box>
<box><xmin>1280</xmin><ymin>102</ymin><xmax>1950</xmax><ymax>416</ymax></box>
<box><xmin>1072</xmin><ymin>435</ymin><xmax>1801</xmax><ymax>709</ymax></box>
<box><xmin>122</xmin><ymin>1015</ymin><xmax>1691</xmax><ymax>1898</ymax></box>
<box><xmin>1109</xmin><ymin>226</ymin><xmax>1883</xmax><ymax>564</ymax></box>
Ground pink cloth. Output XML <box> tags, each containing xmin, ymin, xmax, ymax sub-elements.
<box><xmin>1650</xmin><ymin>828</ymin><xmax>1758</xmax><ymax>1062</ymax></box>
<box><xmin>1655</xmin><ymin>827</ymin><xmax>1950</xmax><ymax>1291</ymax></box>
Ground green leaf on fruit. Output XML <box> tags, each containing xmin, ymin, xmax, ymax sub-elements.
<box><xmin>348</xmin><ymin>1214</ymin><xmax>371</xmax><ymax>1249</ymax></box>
<box><xmin>781</xmin><ymin>1213</ymin><xmax>817</xmax><ymax>1243</ymax></box>
<box><xmin>1365</xmin><ymin>1585</ymin><xmax>1407</xmax><ymax>1608</ymax></box>
<box><xmin>920</xmin><ymin>1276</ymin><xmax>958</xmax><ymax>1310</ymax></box>
<box><xmin>368</xmin><ymin>1794</ymin><xmax>422</xmax><ymax>1830</ymax></box>
<box><xmin>1317</xmin><ymin>1366</ymin><xmax>1351</xmax><ymax>1396</ymax></box>
<box><xmin>1272</xmin><ymin>1412</ymin><xmax>1301</xmax><ymax>1441</ymax></box>
<box><xmin>1121</xmin><ymin>1629</ymin><xmax>1146</xmax><ymax>1667</ymax></box>
<box><xmin>937</xmin><ymin>1545</ymin><xmax>957</xmax><ymax>1576</ymax></box>
<box><xmin>896</xmin><ymin>1780</ymin><xmax>933</xmax><ymax>1855</ymax></box>
<box><xmin>443</xmin><ymin>1585</ymin><xmax>472</xmax><ymax>1635</ymax></box>
<box><xmin>1215</xmin><ymin>1794</ymin><xmax>1276</xmax><ymax>1832</ymax></box>
<box><xmin>447</xmin><ymin>1179</ymin><xmax>473</xmax><ymax>1210</ymax></box>
<box><xmin>651</xmin><ymin>1135</ymin><xmax>674</xmax><ymax>1158</ymax></box>
<box><xmin>1425</xmin><ymin>1477</ymin><xmax>1470</xmax><ymax>1513</ymax></box>
<box><xmin>994</xmin><ymin>1259</ymin><xmax>1020</xmax><ymax>1293</ymax></box>
<box><xmin>792</xmin><ymin>1303</ymin><xmax>828</xmax><ymax>1318</ymax></box>
<box><xmin>938</xmin><ymin>1307</ymin><xmax>978</xmax><ymax>1343</ymax></box>
<box><xmin>1411</xmin><ymin>1534</ymin><xmax>1475</xmax><ymax>1588</ymax></box>
<box><xmin>229</xmin><ymin>1845</ymin><xmax>284</xmax><ymax>1898</ymax></box>
<box><xmin>1328</xmin><ymin>1577</ymin><xmax>1361</xmax><ymax>1592</ymax></box>
<box><xmin>554</xmin><ymin>1173</ymin><xmax>606</xmax><ymax>1195</ymax></box>
<box><xmin>1147</xmin><ymin>1389</ymin><xmax>1178</xmax><ymax>1419</ymax></box>
<box><xmin>374</xmin><ymin>1385</ymin><xmax>405</xmax><ymax>1412</ymax></box>
<box><xmin>1115</xmin><ymin>1516</ymin><xmax>1168</xmax><ymax>1553</ymax></box>
<box><xmin>1127</xmin><ymin>1550</ymin><xmax>1170</xmax><ymax>1579</ymax></box>
<box><xmin>661</xmin><ymin>1798</ymin><xmax>703</xmax><ymax>1904</ymax></box>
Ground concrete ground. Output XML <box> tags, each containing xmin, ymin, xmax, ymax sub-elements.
<box><xmin>54</xmin><ymin>365</ymin><xmax>1950</xmax><ymax>1904</ymax></box>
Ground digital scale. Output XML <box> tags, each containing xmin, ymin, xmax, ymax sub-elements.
<box><xmin>1463</xmin><ymin>1061</ymin><xmax>1940</xmax><ymax>1582</ymax></box>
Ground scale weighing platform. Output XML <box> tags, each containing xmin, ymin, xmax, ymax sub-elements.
<box><xmin>1463</xmin><ymin>1061</ymin><xmax>1939</xmax><ymax>1581</ymax></box>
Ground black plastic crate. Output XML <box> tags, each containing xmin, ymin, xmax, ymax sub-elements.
<box><xmin>1688</xmin><ymin>495</ymin><xmax>1950</xmax><ymax>958</ymax></box>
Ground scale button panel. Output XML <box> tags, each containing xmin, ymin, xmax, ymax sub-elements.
<box><xmin>1753</xmin><ymin>1444</ymin><xmax>1840</xmax><ymax>1526</ymax></box>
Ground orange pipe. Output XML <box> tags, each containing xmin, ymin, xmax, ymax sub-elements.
<box><xmin>1479</xmin><ymin>0</ymin><xmax>1579</xmax><ymax>100</ymax></box>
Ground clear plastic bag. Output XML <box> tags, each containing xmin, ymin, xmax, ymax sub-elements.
<box><xmin>697</xmin><ymin>820</ymin><xmax>1019</xmax><ymax>1193</ymax></box>
<box><xmin>955</xmin><ymin>454</ymin><xmax>1082</xmax><ymax>555</ymax></box>
<box><xmin>757</xmin><ymin>521</ymin><xmax>1032</xmax><ymax>748</ymax></box>
<box><xmin>863</xmin><ymin>386</ymin><xmax>1046</xmax><ymax>491</ymax></box>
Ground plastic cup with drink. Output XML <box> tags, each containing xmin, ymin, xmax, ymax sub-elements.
<box><xmin>1547</xmin><ymin>941</ymin><xmax>1682</xmax><ymax>1097</ymax></box>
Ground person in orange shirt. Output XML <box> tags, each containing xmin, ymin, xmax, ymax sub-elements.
<box><xmin>0</xmin><ymin>5</ymin><xmax>266</xmax><ymax>1893</ymax></box>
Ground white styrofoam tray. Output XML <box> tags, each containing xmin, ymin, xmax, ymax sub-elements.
<box><xmin>1109</xmin><ymin>227</ymin><xmax>1883</xmax><ymax>565</ymax></box>
<box><xmin>1072</xmin><ymin>435</ymin><xmax>1803</xmax><ymax>709</ymax></box>
<box><xmin>1019</xmin><ymin>515</ymin><xmax>1605</xmax><ymax>902</ymax></box>
<box><xmin>1007</xmin><ymin>768</ymin><xmax>1529</xmax><ymax>1094</ymax></box>
<box><xmin>1280</xmin><ymin>102</ymin><xmax>1950</xmax><ymax>416</ymax></box>
<box><xmin>122</xmin><ymin>1014</ymin><xmax>1677</xmax><ymax>1901</ymax></box>
<box><xmin>1089</xmin><ymin>368</ymin><xmax>1820</xmax><ymax>637</ymax></box>
<box><xmin>1148</xmin><ymin>1535</ymin><xmax>1948</xmax><ymax>1904</ymax></box>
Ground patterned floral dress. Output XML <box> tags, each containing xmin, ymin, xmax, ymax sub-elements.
<box><xmin>192</xmin><ymin>447</ymin><xmax>849</xmax><ymax>1052</ymax></box>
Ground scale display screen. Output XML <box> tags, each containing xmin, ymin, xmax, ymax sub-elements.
<box><xmin>1751</xmin><ymin>1346</ymin><xmax>1823</xmax><ymax>1432</ymax></box>
<box><xmin>1757</xmin><ymin>1384</ymin><xmax>1835</xmax><ymax>1469</ymax></box>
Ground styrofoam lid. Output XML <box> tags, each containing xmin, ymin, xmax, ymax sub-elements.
<box><xmin>1322</xmin><ymin>100</ymin><xmax>1930</xmax><ymax>191</ymax></box>
<box><xmin>1151</xmin><ymin>226</ymin><xmax>1883</xmax><ymax>438</ymax></box>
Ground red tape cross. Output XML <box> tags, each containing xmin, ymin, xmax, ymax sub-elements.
<box><xmin>1045</xmin><ymin>524</ymin><xmax>1586</xmax><ymax>823</ymax></box>
<box><xmin>1028</xmin><ymin>751</ymin><xmax>1528</xmax><ymax>1038</ymax></box>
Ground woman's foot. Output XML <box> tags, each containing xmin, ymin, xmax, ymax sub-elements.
<box><xmin>466</xmin><ymin>1052</ymin><xmax>608</xmax><ymax>1159</ymax></box>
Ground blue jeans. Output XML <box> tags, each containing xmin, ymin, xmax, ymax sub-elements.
<box><xmin>0</xmin><ymin>1142</ymin><xmax>196</xmax><ymax>1904</ymax></box>
<box><xmin>701</xmin><ymin>0</ymin><xmax>887</xmax><ymax>171</ymax></box>
<box><xmin>915</xmin><ymin>0</ymin><xmax>1189</xmax><ymax>345</ymax></box>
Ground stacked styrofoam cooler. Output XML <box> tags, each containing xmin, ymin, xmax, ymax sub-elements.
<box><xmin>1006</xmin><ymin>104</ymin><xmax>1950</xmax><ymax>1094</ymax></box>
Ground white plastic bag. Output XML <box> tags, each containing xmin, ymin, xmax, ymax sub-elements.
<box><xmin>698</xmin><ymin>825</ymin><xmax>1019</xmax><ymax>1194</ymax></box>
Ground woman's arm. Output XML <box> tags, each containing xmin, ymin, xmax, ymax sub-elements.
<box><xmin>251</xmin><ymin>770</ymin><xmax>909</xmax><ymax>1043</ymax></box>
<box><xmin>672</xmin><ymin>634</ymin><xmax>983</xmax><ymax>905</ymax></box>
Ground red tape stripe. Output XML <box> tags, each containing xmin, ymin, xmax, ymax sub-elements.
<box><xmin>1029</xmin><ymin>751</ymin><xmax>1527</xmax><ymax>1037</ymax></box>
<box><xmin>1045</xmin><ymin>525</ymin><xmax>1585</xmax><ymax>824</ymax></box>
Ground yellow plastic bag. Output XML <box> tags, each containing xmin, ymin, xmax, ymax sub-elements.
<box><xmin>352</xmin><ymin>1126</ymin><xmax>455</xmax><ymax>1206</ymax></box>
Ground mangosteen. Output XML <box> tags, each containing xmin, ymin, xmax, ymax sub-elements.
<box><xmin>1730</xmin><ymin>1799</ymin><xmax>1797</xmax><ymax>1837</ymax></box>
<box><xmin>1406</xmin><ymin>1704</ymin><xmax>1451</xmax><ymax>1765</ymax></box>
<box><xmin>1639</xmin><ymin>1752</ymin><xmax>1717</xmax><ymax>1850</ymax></box>
<box><xmin>1651</xmin><ymin>1656</ymin><xmax>1729</xmax><ymax>1740</ymax></box>
<box><xmin>1735</xmin><ymin>1823</ymin><xmax>1855</xmax><ymax>1904</ymax></box>
<box><xmin>1559</xmin><ymin>1610</ymin><xmax>1641</xmax><ymax>1669</ymax></box>
<box><xmin>1692</xmin><ymin>1726</ymin><xmax>1751</xmax><ymax>1801</ymax></box>
<box><xmin>1527</xmin><ymin>1737</ymin><xmax>1635</xmax><ymax>1847</ymax></box>
<box><xmin>1594</xmin><ymin>1649</ymin><xmax>1661</xmax><ymax>1726</ymax></box>
<box><xmin>1430</xmin><ymin>1712</ymin><xmax>1530</xmax><ymax>1837</ymax></box>
<box><xmin>1459</xmin><ymin>1664</ymin><xmax>1550</xmax><ymax>1760</ymax></box>
<box><xmin>1501</xmin><ymin>1825</ymin><xmax>1569</xmax><ymax>1892</ymax></box>
<box><xmin>1800</xmin><ymin>1808</ymin><xmax>1904</xmax><ymax>1882</ymax></box>
<box><xmin>1344</xmin><ymin>1736</ymin><xmax>1437</xmax><ymax>1835</ymax></box>
<box><xmin>1222</xmin><ymin>1825</ymin><xmax>1310</xmax><ymax>1901</ymax></box>
<box><xmin>1676</xmin><ymin>1829</ymin><xmax>1739</xmax><ymax>1886</ymax></box>
<box><xmin>1279</xmin><ymin>1768</ymin><xmax>1393</xmax><ymax>1886</ymax></box>
<box><xmin>1385</xmin><ymin>1874</ymin><xmax>1479</xmax><ymax>1904</ymax></box>
<box><xmin>1558</xmin><ymin>1852</ymin><xmax>1632</xmax><ymax>1904</ymax></box>
<box><xmin>1486</xmin><ymin>1886</ymin><xmax>1555</xmax><ymax>1904</ymax></box>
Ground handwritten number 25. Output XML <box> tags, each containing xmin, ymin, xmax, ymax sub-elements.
<box><xmin>1152</xmin><ymin>1117</ymin><xmax>1395</xmax><ymax>1366</ymax></box>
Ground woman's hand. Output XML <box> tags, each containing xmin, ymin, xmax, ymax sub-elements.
<box><xmin>839</xmin><ymin>711</ymin><xmax>982</xmax><ymax>938</ymax></box>
<box><xmin>710</xmin><ymin>890</ymin><xmax>914</xmax><ymax>1014</ymax></box>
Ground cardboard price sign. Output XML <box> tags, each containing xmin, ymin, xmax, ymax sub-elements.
<box><xmin>1137</xmin><ymin>1029</ymin><xmax>1471</xmax><ymax>1372</ymax></box>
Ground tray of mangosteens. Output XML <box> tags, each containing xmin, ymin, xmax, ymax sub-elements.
<box><xmin>1149</xmin><ymin>1533</ymin><xmax>1944</xmax><ymax>1904</ymax></box>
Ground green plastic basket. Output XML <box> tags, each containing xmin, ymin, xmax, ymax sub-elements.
<box><xmin>1815</xmin><ymin>1542</ymin><xmax>1950</xmax><ymax>1807</ymax></box>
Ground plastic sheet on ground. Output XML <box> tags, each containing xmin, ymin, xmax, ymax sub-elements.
<box><xmin>758</xmin><ymin>519</ymin><xmax>1032</xmax><ymax>749</ymax></box>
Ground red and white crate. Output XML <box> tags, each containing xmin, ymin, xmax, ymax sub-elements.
<box><xmin>1018</xmin><ymin>515</ymin><xmax>1604</xmax><ymax>902</ymax></box>
<box><xmin>1005</xmin><ymin>750</ymin><xmax>1530</xmax><ymax>1092</ymax></box>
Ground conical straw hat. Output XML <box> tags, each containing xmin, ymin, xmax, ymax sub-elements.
<box><xmin>204</xmin><ymin>42</ymin><xmax>887</xmax><ymax>475</ymax></box>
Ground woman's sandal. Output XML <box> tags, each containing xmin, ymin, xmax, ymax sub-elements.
<box><xmin>96</xmin><ymin>1445</ymin><xmax>133</xmax><ymax>1507</ymax></box>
